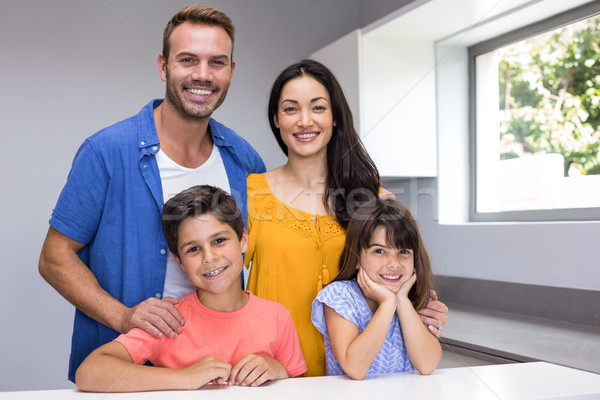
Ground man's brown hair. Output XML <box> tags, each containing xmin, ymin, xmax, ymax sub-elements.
<box><xmin>162</xmin><ymin>5</ymin><xmax>235</xmax><ymax>61</ymax></box>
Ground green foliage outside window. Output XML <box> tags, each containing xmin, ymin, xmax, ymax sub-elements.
<box><xmin>498</xmin><ymin>15</ymin><xmax>600</xmax><ymax>176</ymax></box>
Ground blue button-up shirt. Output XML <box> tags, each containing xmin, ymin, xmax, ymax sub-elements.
<box><xmin>49</xmin><ymin>99</ymin><xmax>266</xmax><ymax>382</ymax></box>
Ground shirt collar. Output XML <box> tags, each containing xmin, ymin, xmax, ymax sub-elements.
<box><xmin>138</xmin><ymin>99</ymin><xmax>230</xmax><ymax>156</ymax></box>
<box><xmin>138</xmin><ymin>99</ymin><xmax>162</xmax><ymax>156</ymax></box>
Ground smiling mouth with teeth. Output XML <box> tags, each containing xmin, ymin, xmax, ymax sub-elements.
<box><xmin>204</xmin><ymin>267</ymin><xmax>226</xmax><ymax>277</ymax></box>
<box><xmin>187</xmin><ymin>88</ymin><xmax>213</xmax><ymax>96</ymax></box>
<box><xmin>294</xmin><ymin>132</ymin><xmax>319</xmax><ymax>139</ymax></box>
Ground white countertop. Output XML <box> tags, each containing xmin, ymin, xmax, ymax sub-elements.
<box><xmin>442</xmin><ymin>304</ymin><xmax>600</xmax><ymax>373</ymax></box>
<box><xmin>2</xmin><ymin>362</ymin><xmax>599</xmax><ymax>400</ymax></box>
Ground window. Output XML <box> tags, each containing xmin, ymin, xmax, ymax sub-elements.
<box><xmin>470</xmin><ymin>2</ymin><xmax>600</xmax><ymax>221</ymax></box>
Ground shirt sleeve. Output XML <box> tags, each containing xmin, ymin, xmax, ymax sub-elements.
<box><xmin>49</xmin><ymin>138</ymin><xmax>108</xmax><ymax>244</ymax></box>
<box><xmin>274</xmin><ymin>306</ymin><xmax>308</xmax><ymax>377</ymax></box>
<box><xmin>312</xmin><ymin>281</ymin><xmax>361</xmax><ymax>335</ymax></box>
<box><xmin>114</xmin><ymin>328</ymin><xmax>163</xmax><ymax>365</ymax></box>
<box><xmin>250</xmin><ymin>149</ymin><xmax>266</xmax><ymax>174</ymax></box>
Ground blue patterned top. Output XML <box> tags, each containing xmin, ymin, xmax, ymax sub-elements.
<box><xmin>311</xmin><ymin>280</ymin><xmax>414</xmax><ymax>376</ymax></box>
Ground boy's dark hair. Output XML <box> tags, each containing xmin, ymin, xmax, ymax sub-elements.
<box><xmin>162</xmin><ymin>185</ymin><xmax>244</xmax><ymax>258</ymax></box>
<box><xmin>333</xmin><ymin>199</ymin><xmax>434</xmax><ymax>311</ymax></box>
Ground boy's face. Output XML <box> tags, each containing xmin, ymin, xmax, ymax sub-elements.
<box><xmin>175</xmin><ymin>212</ymin><xmax>248</xmax><ymax>295</ymax></box>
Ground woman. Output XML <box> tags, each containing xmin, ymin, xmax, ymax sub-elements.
<box><xmin>245</xmin><ymin>60</ymin><xmax>447</xmax><ymax>376</ymax></box>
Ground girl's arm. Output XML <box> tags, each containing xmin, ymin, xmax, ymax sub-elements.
<box><xmin>324</xmin><ymin>269</ymin><xmax>396</xmax><ymax>380</ymax></box>
<box><xmin>395</xmin><ymin>273</ymin><xmax>442</xmax><ymax>375</ymax></box>
<box><xmin>75</xmin><ymin>341</ymin><xmax>231</xmax><ymax>392</ymax></box>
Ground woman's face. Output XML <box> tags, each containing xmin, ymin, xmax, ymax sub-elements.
<box><xmin>274</xmin><ymin>76</ymin><xmax>334</xmax><ymax>159</ymax></box>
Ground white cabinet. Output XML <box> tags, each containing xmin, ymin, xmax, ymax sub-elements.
<box><xmin>311</xmin><ymin>28</ymin><xmax>437</xmax><ymax>177</ymax></box>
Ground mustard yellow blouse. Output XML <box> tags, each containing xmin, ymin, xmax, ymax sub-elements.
<box><xmin>245</xmin><ymin>173</ymin><xmax>346</xmax><ymax>376</ymax></box>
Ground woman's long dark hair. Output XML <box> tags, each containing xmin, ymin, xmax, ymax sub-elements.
<box><xmin>333</xmin><ymin>199</ymin><xmax>434</xmax><ymax>311</ymax></box>
<box><xmin>267</xmin><ymin>59</ymin><xmax>380</xmax><ymax>229</ymax></box>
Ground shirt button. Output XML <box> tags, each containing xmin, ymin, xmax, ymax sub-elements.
<box><xmin>140</xmin><ymin>141</ymin><xmax>146</xmax><ymax>146</ymax></box>
<box><xmin>152</xmin><ymin>146</ymin><xmax>158</xmax><ymax>151</ymax></box>
<box><xmin>155</xmin><ymin>293</ymin><xmax>161</xmax><ymax>299</ymax></box>
<box><xmin>160</xmin><ymin>249</ymin><xmax>166</xmax><ymax>255</ymax></box>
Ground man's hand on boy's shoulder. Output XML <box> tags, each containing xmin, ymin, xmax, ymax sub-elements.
<box><xmin>120</xmin><ymin>296</ymin><xmax>185</xmax><ymax>338</ymax></box>
<box><xmin>228</xmin><ymin>354</ymin><xmax>289</xmax><ymax>387</ymax></box>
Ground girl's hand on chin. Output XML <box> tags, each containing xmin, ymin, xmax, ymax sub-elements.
<box><xmin>357</xmin><ymin>267</ymin><xmax>395</xmax><ymax>305</ymax></box>
<box><xmin>396</xmin><ymin>271</ymin><xmax>417</xmax><ymax>301</ymax></box>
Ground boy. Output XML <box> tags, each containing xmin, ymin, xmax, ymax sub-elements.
<box><xmin>75</xmin><ymin>185</ymin><xmax>306</xmax><ymax>392</ymax></box>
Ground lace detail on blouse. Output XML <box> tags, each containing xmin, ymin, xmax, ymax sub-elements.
<box><xmin>257</xmin><ymin>193</ymin><xmax>344</xmax><ymax>243</ymax></box>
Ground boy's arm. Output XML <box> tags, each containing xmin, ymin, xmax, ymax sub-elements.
<box><xmin>229</xmin><ymin>354</ymin><xmax>289</xmax><ymax>387</ymax></box>
<box><xmin>395</xmin><ymin>274</ymin><xmax>442</xmax><ymax>375</ymax></box>
<box><xmin>75</xmin><ymin>341</ymin><xmax>231</xmax><ymax>392</ymax></box>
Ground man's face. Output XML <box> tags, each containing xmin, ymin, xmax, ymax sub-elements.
<box><xmin>159</xmin><ymin>22</ymin><xmax>235</xmax><ymax>119</ymax></box>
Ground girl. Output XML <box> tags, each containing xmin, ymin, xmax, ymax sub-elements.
<box><xmin>311</xmin><ymin>199</ymin><xmax>442</xmax><ymax>379</ymax></box>
<box><xmin>245</xmin><ymin>59</ymin><xmax>447</xmax><ymax>376</ymax></box>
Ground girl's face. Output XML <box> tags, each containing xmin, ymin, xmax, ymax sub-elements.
<box><xmin>274</xmin><ymin>76</ymin><xmax>334</xmax><ymax>159</ymax></box>
<box><xmin>358</xmin><ymin>225</ymin><xmax>415</xmax><ymax>293</ymax></box>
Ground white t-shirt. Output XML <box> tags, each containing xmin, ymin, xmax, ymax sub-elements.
<box><xmin>157</xmin><ymin>143</ymin><xmax>231</xmax><ymax>299</ymax></box>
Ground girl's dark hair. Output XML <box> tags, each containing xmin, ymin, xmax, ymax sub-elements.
<box><xmin>333</xmin><ymin>199</ymin><xmax>434</xmax><ymax>311</ymax></box>
<box><xmin>267</xmin><ymin>59</ymin><xmax>381</xmax><ymax>229</ymax></box>
<box><xmin>161</xmin><ymin>185</ymin><xmax>244</xmax><ymax>258</ymax></box>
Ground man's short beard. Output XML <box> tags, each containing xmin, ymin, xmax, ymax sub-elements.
<box><xmin>163</xmin><ymin>68</ymin><xmax>228</xmax><ymax>120</ymax></box>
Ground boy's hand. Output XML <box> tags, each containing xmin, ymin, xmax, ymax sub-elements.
<box><xmin>229</xmin><ymin>354</ymin><xmax>289</xmax><ymax>387</ymax></box>
<box><xmin>357</xmin><ymin>267</ymin><xmax>395</xmax><ymax>306</ymax></box>
<box><xmin>120</xmin><ymin>297</ymin><xmax>185</xmax><ymax>338</ymax></box>
<box><xmin>181</xmin><ymin>356</ymin><xmax>232</xmax><ymax>389</ymax></box>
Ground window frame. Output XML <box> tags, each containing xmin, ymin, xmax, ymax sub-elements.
<box><xmin>469</xmin><ymin>0</ymin><xmax>600</xmax><ymax>222</ymax></box>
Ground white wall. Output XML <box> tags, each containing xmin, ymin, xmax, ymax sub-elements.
<box><xmin>0</xmin><ymin>0</ymin><xmax>363</xmax><ymax>391</ymax></box>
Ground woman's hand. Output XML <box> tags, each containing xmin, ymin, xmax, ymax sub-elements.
<box><xmin>417</xmin><ymin>290</ymin><xmax>448</xmax><ymax>339</ymax></box>
<box><xmin>378</xmin><ymin>187</ymin><xmax>396</xmax><ymax>200</ymax></box>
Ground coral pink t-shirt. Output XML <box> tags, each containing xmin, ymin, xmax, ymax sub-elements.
<box><xmin>115</xmin><ymin>291</ymin><xmax>307</xmax><ymax>377</ymax></box>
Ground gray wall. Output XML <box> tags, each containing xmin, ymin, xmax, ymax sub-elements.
<box><xmin>0</xmin><ymin>0</ymin><xmax>382</xmax><ymax>391</ymax></box>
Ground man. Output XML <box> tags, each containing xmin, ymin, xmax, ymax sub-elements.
<box><xmin>38</xmin><ymin>5</ymin><xmax>265</xmax><ymax>383</ymax></box>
